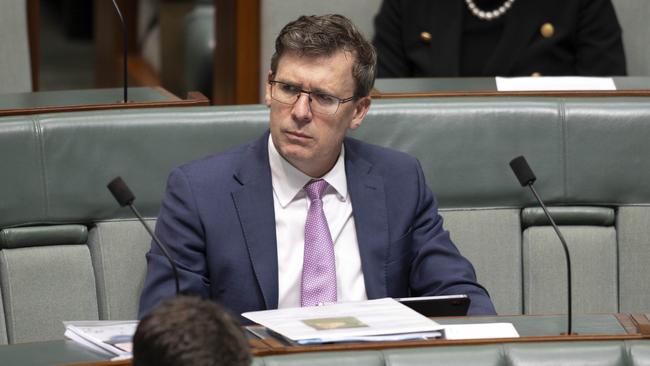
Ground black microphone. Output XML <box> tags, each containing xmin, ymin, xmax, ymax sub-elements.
<box><xmin>509</xmin><ymin>156</ymin><xmax>573</xmax><ymax>335</ymax></box>
<box><xmin>107</xmin><ymin>177</ymin><xmax>179</xmax><ymax>295</ymax></box>
<box><xmin>110</xmin><ymin>0</ymin><xmax>128</xmax><ymax>103</ymax></box>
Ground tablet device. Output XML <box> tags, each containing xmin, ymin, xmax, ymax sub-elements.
<box><xmin>397</xmin><ymin>294</ymin><xmax>470</xmax><ymax>317</ymax></box>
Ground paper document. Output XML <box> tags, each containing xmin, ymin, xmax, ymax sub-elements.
<box><xmin>63</xmin><ymin>320</ymin><xmax>137</xmax><ymax>357</ymax></box>
<box><xmin>496</xmin><ymin>76</ymin><xmax>616</xmax><ymax>91</ymax></box>
<box><xmin>242</xmin><ymin>298</ymin><xmax>443</xmax><ymax>344</ymax></box>
<box><xmin>443</xmin><ymin>322</ymin><xmax>519</xmax><ymax>340</ymax></box>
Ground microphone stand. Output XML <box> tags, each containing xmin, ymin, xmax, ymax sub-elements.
<box><xmin>525</xmin><ymin>183</ymin><xmax>573</xmax><ymax>335</ymax></box>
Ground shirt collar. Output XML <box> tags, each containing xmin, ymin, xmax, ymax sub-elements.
<box><xmin>268</xmin><ymin>134</ymin><xmax>348</xmax><ymax>207</ymax></box>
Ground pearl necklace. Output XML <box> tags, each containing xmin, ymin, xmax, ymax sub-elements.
<box><xmin>465</xmin><ymin>0</ymin><xmax>516</xmax><ymax>21</ymax></box>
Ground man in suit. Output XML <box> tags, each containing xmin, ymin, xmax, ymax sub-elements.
<box><xmin>139</xmin><ymin>14</ymin><xmax>496</xmax><ymax>319</ymax></box>
<box><xmin>373</xmin><ymin>0</ymin><xmax>626</xmax><ymax>77</ymax></box>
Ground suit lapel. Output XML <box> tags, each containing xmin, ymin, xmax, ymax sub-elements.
<box><xmin>426</xmin><ymin>0</ymin><xmax>463</xmax><ymax>76</ymax></box>
<box><xmin>484</xmin><ymin>0</ymin><xmax>546</xmax><ymax>75</ymax></box>
<box><xmin>345</xmin><ymin>140</ymin><xmax>390</xmax><ymax>299</ymax></box>
<box><xmin>231</xmin><ymin>133</ymin><xmax>278</xmax><ymax>309</ymax></box>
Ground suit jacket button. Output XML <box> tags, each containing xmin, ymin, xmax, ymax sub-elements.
<box><xmin>540</xmin><ymin>23</ymin><xmax>554</xmax><ymax>38</ymax></box>
<box><xmin>420</xmin><ymin>31</ymin><xmax>432</xmax><ymax>42</ymax></box>
<box><xmin>531</xmin><ymin>72</ymin><xmax>542</xmax><ymax>77</ymax></box>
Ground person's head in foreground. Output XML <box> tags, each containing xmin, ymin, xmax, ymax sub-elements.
<box><xmin>133</xmin><ymin>296</ymin><xmax>251</xmax><ymax>366</ymax></box>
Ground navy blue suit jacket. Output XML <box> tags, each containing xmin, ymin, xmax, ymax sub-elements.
<box><xmin>139</xmin><ymin>132</ymin><xmax>496</xmax><ymax>318</ymax></box>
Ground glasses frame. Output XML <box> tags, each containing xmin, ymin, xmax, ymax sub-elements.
<box><xmin>268</xmin><ymin>80</ymin><xmax>356</xmax><ymax>115</ymax></box>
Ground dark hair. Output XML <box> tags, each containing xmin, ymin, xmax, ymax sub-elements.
<box><xmin>270</xmin><ymin>14</ymin><xmax>377</xmax><ymax>98</ymax></box>
<box><xmin>133</xmin><ymin>296</ymin><xmax>251</xmax><ymax>366</ymax></box>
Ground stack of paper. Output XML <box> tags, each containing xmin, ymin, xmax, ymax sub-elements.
<box><xmin>495</xmin><ymin>76</ymin><xmax>617</xmax><ymax>91</ymax></box>
<box><xmin>63</xmin><ymin>320</ymin><xmax>137</xmax><ymax>357</ymax></box>
<box><xmin>243</xmin><ymin>298</ymin><xmax>444</xmax><ymax>345</ymax></box>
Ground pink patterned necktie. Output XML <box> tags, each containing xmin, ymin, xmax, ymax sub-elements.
<box><xmin>301</xmin><ymin>179</ymin><xmax>337</xmax><ymax>307</ymax></box>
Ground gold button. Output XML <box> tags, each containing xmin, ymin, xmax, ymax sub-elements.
<box><xmin>420</xmin><ymin>31</ymin><xmax>432</xmax><ymax>42</ymax></box>
<box><xmin>540</xmin><ymin>23</ymin><xmax>554</xmax><ymax>38</ymax></box>
<box><xmin>531</xmin><ymin>72</ymin><xmax>542</xmax><ymax>77</ymax></box>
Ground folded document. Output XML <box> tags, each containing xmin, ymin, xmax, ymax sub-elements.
<box><xmin>243</xmin><ymin>298</ymin><xmax>444</xmax><ymax>345</ymax></box>
<box><xmin>243</xmin><ymin>298</ymin><xmax>519</xmax><ymax>345</ymax></box>
<box><xmin>64</xmin><ymin>320</ymin><xmax>137</xmax><ymax>357</ymax></box>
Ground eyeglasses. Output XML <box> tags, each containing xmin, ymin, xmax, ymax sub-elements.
<box><xmin>269</xmin><ymin>80</ymin><xmax>355</xmax><ymax>115</ymax></box>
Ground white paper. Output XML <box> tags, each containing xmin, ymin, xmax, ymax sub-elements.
<box><xmin>243</xmin><ymin>298</ymin><xmax>443</xmax><ymax>344</ymax></box>
<box><xmin>496</xmin><ymin>76</ymin><xmax>616</xmax><ymax>91</ymax></box>
<box><xmin>443</xmin><ymin>322</ymin><xmax>519</xmax><ymax>340</ymax></box>
<box><xmin>63</xmin><ymin>320</ymin><xmax>137</xmax><ymax>356</ymax></box>
<box><xmin>64</xmin><ymin>329</ymin><xmax>115</xmax><ymax>356</ymax></box>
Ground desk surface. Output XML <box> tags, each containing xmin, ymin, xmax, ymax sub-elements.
<box><xmin>0</xmin><ymin>339</ymin><xmax>109</xmax><ymax>366</ymax></box>
<box><xmin>1</xmin><ymin>314</ymin><xmax>647</xmax><ymax>366</ymax></box>
<box><xmin>372</xmin><ymin>77</ymin><xmax>650</xmax><ymax>98</ymax></box>
<box><xmin>0</xmin><ymin>87</ymin><xmax>209</xmax><ymax>116</ymax></box>
<box><xmin>249</xmin><ymin>313</ymin><xmax>647</xmax><ymax>356</ymax></box>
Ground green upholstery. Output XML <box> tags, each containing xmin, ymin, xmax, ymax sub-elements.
<box><xmin>617</xmin><ymin>207</ymin><xmax>650</xmax><ymax>313</ymax></box>
<box><xmin>629</xmin><ymin>341</ymin><xmax>650</xmax><ymax>366</ymax></box>
<box><xmin>439</xmin><ymin>208</ymin><xmax>522</xmax><ymax>315</ymax></box>
<box><xmin>521</xmin><ymin>206</ymin><xmax>616</xmax><ymax>228</ymax></box>
<box><xmin>383</xmin><ymin>345</ymin><xmax>504</xmax><ymax>366</ymax></box>
<box><xmin>0</xmin><ymin>244</ymin><xmax>99</xmax><ymax>343</ymax></box>
<box><xmin>262</xmin><ymin>351</ymin><xmax>385</xmax><ymax>366</ymax></box>
<box><xmin>523</xmin><ymin>226</ymin><xmax>618</xmax><ymax>314</ymax></box>
<box><xmin>88</xmin><ymin>219</ymin><xmax>153</xmax><ymax>320</ymax></box>
<box><xmin>1</xmin><ymin>97</ymin><xmax>650</xmax><ymax>345</ymax></box>
<box><xmin>0</xmin><ymin>225</ymin><xmax>88</xmax><ymax>249</ymax></box>
<box><xmin>505</xmin><ymin>342</ymin><xmax>627</xmax><ymax>366</ymax></box>
<box><xmin>253</xmin><ymin>341</ymin><xmax>650</xmax><ymax>366</ymax></box>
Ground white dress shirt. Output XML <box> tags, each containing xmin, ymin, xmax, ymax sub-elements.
<box><xmin>268</xmin><ymin>135</ymin><xmax>368</xmax><ymax>308</ymax></box>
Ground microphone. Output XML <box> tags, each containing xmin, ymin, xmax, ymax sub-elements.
<box><xmin>509</xmin><ymin>156</ymin><xmax>573</xmax><ymax>335</ymax></box>
<box><xmin>110</xmin><ymin>0</ymin><xmax>128</xmax><ymax>103</ymax></box>
<box><xmin>107</xmin><ymin>177</ymin><xmax>179</xmax><ymax>295</ymax></box>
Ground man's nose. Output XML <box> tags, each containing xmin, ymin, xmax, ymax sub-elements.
<box><xmin>291</xmin><ymin>93</ymin><xmax>313</xmax><ymax>122</ymax></box>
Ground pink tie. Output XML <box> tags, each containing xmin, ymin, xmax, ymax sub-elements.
<box><xmin>301</xmin><ymin>179</ymin><xmax>337</xmax><ymax>307</ymax></box>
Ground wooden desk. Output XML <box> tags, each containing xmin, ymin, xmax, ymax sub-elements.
<box><xmin>248</xmin><ymin>313</ymin><xmax>650</xmax><ymax>357</ymax></box>
<box><xmin>372</xmin><ymin>77</ymin><xmax>650</xmax><ymax>98</ymax></box>
<box><xmin>0</xmin><ymin>87</ymin><xmax>209</xmax><ymax>117</ymax></box>
<box><xmin>2</xmin><ymin>314</ymin><xmax>647</xmax><ymax>366</ymax></box>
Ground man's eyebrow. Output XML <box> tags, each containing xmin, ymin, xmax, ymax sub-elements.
<box><xmin>274</xmin><ymin>79</ymin><xmax>335</xmax><ymax>96</ymax></box>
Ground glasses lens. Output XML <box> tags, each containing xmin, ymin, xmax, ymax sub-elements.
<box><xmin>310</xmin><ymin>93</ymin><xmax>338</xmax><ymax>115</ymax></box>
<box><xmin>272</xmin><ymin>82</ymin><xmax>298</xmax><ymax>104</ymax></box>
<box><xmin>271</xmin><ymin>82</ymin><xmax>339</xmax><ymax>115</ymax></box>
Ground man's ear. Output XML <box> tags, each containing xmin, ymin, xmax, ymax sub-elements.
<box><xmin>264</xmin><ymin>70</ymin><xmax>274</xmax><ymax>107</ymax></box>
<box><xmin>349</xmin><ymin>96</ymin><xmax>372</xmax><ymax>130</ymax></box>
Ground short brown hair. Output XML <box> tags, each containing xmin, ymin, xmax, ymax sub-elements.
<box><xmin>133</xmin><ymin>296</ymin><xmax>251</xmax><ymax>366</ymax></box>
<box><xmin>270</xmin><ymin>14</ymin><xmax>377</xmax><ymax>98</ymax></box>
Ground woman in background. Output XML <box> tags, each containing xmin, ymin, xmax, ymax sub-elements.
<box><xmin>373</xmin><ymin>0</ymin><xmax>627</xmax><ymax>77</ymax></box>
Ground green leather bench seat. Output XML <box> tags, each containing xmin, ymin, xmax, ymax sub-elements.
<box><xmin>1</xmin><ymin>97</ymin><xmax>650</xmax><ymax>345</ymax></box>
<box><xmin>252</xmin><ymin>341</ymin><xmax>650</xmax><ymax>366</ymax></box>
<box><xmin>2</xmin><ymin>338</ymin><xmax>650</xmax><ymax>365</ymax></box>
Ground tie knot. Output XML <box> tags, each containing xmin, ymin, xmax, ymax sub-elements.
<box><xmin>304</xmin><ymin>179</ymin><xmax>328</xmax><ymax>201</ymax></box>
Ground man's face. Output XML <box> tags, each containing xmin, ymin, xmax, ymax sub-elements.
<box><xmin>265</xmin><ymin>50</ymin><xmax>371</xmax><ymax>178</ymax></box>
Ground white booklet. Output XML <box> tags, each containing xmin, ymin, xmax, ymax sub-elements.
<box><xmin>63</xmin><ymin>320</ymin><xmax>137</xmax><ymax>357</ymax></box>
<box><xmin>496</xmin><ymin>76</ymin><xmax>616</xmax><ymax>91</ymax></box>
<box><xmin>243</xmin><ymin>298</ymin><xmax>444</xmax><ymax>345</ymax></box>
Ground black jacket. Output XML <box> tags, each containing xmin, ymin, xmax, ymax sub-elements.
<box><xmin>373</xmin><ymin>0</ymin><xmax>627</xmax><ymax>77</ymax></box>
